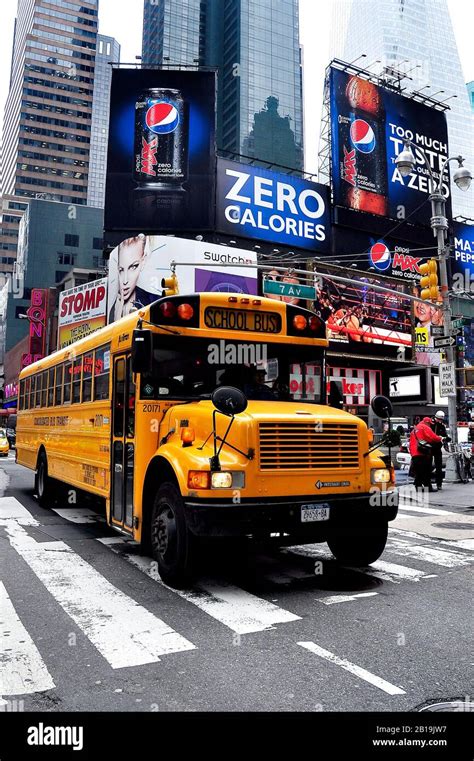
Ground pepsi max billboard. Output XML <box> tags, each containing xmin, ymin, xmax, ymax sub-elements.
<box><xmin>330</xmin><ymin>67</ymin><xmax>451</xmax><ymax>228</ymax></box>
<box><xmin>332</xmin><ymin>226</ymin><xmax>429</xmax><ymax>283</ymax></box>
<box><xmin>452</xmin><ymin>221</ymin><xmax>474</xmax><ymax>282</ymax></box>
<box><xmin>105</xmin><ymin>69</ymin><xmax>216</xmax><ymax>234</ymax></box>
<box><xmin>216</xmin><ymin>158</ymin><xmax>330</xmax><ymax>253</ymax></box>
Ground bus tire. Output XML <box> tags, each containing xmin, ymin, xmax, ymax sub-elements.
<box><xmin>150</xmin><ymin>482</ymin><xmax>196</xmax><ymax>588</ymax></box>
<box><xmin>35</xmin><ymin>452</ymin><xmax>54</xmax><ymax>507</ymax></box>
<box><xmin>327</xmin><ymin>521</ymin><xmax>388</xmax><ymax>566</ymax></box>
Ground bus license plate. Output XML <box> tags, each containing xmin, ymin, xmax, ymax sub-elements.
<box><xmin>301</xmin><ymin>504</ymin><xmax>330</xmax><ymax>522</ymax></box>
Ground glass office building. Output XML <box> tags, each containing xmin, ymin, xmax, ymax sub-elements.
<box><xmin>87</xmin><ymin>34</ymin><xmax>121</xmax><ymax>208</ymax></box>
<box><xmin>142</xmin><ymin>0</ymin><xmax>304</xmax><ymax>171</ymax></box>
<box><xmin>329</xmin><ymin>0</ymin><xmax>474</xmax><ymax>218</ymax></box>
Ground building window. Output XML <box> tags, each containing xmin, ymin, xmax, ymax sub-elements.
<box><xmin>92</xmin><ymin>237</ymin><xmax>103</xmax><ymax>250</ymax></box>
<box><xmin>64</xmin><ymin>234</ymin><xmax>79</xmax><ymax>247</ymax></box>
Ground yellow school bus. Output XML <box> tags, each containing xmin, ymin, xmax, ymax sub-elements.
<box><xmin>17</xmin><ymin>292</ymin><xmax>398</xmax><ymax>586</ymax></box>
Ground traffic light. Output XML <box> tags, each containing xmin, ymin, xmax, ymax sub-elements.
<box><xmin>161</xmin><ymin>274</ymin><xmax>179</xmax><ymax>297</ymax></box>
<box><xmin>419</xmin><ymin>259</ymin><xmax>440</xmax><ymax>301</ymax></box>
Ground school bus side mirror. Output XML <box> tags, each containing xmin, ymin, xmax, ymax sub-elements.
<box><xmin>131</xmin><ymin>329</ymin><xmax>153</xmax><ymax>374</ymax></box>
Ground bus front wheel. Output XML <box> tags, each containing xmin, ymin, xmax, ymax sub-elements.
<box><xmin>35</xmin><ymin>452</ymin><xmax>54</xmax><ymax>507</ymax></box>
<box><xmin>150</xmin><ymin>482</ymin><xmax>196</xmax><ymax>588</ymax></box>
<box><xmin>327</xmin><ymin>521</ymin><xmax>388</xmax><ymax>566</ymax></box>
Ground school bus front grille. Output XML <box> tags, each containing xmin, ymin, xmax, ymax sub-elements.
<box><xmin>258</xmin><ymin>422</ymin><xmax>360</xmax><ymax>470</ymax></box>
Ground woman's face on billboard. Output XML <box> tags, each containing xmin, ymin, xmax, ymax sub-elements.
<box><xmin>118</xmin><ymin>240</ymin><xmax>145</xmax><ymax>303</ymax></box>
<box><xmin>414</xmin><ymin>301</ymin><xmax>432</xmax><ymax>324</ymax></box>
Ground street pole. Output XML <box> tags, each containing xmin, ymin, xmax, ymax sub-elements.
<box><xmin>429</xmin><ymin>190</ymin><xmax>458</xmax><ymax>444</ymax></box>
<box><xmin>396</xmin><ymin>144</ymin><xmax>472</xmax><ymax>444</ymax></box>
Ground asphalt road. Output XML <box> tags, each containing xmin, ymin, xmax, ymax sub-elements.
<box><xmin>1</xmin><ymin>454</ymin><xmax>473</xmax><ymax>714</ymax></box>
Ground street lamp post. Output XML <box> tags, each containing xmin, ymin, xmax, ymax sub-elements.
<box><xmin>395</xmin><ymin>143</ymin><xmax>472</xmax><ymax>444</ymax></box>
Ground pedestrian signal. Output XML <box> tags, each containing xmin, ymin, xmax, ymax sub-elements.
<box><xmin>161</xmin><ymin>274</ymin><xmax>179</xmax><ymax>297</ymax></box>
<box><xmin>419</xmin><ymin>259</ymin><xmax>439</xmax><ymax>301</ymax></box>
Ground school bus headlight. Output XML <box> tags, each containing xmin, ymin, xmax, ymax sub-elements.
<box><xmin>371</xmin><ymin>468</ymin><xmax>391</xmax><ymax>484</ymax></box>
<box><xmin>211</xmin><ymin>471</ymin><xmax>233</xmax><ymax>489</ymax></box>
<box><xmin>188</xmin><ymin>471</ymin><xmax>210</xmax><ymax>489</ymax></box>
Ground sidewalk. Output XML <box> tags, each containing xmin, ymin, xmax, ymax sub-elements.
<box><xmin>395</xmin><ymin>480</ymin><xmax>474</xmax><ymax>543</ymax></box>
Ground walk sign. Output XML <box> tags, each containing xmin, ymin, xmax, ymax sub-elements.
<box><xmin>439</xmin><ymin>362</ymin><xmax>456</xmax><ymax>397</ymax></box>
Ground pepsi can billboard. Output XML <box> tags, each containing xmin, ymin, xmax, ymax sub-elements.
<box><xmin>216</xmin><ymin>158</ymin><xmax>330</xmax><ymax>253</ymax></box>
<box><xmin>105</xmin><ymin>69</ymin><xmax>216</xmax><ymax>234</ymax></box>
<box><xmin>330</xmin><ymin>67</ymin><xmax>451</xmax><ymax>227</ymax></box>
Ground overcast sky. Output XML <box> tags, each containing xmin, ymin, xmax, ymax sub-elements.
<box><xmin>0</xmin><ymin>0</ymin><xmax>473</xmax><ymax>176</ymax></box>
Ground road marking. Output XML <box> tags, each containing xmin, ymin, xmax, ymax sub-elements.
<box><xmin>318</xmin><ymin>592</ymin><xmax>379</xmax><ymax>605</ymax></box>
<box><xmin>0</xmin><ymin>581</ymin><xmax>55</xmax><ymax>696</ymax></box>
<box><xmin>352</xmin><ymin>560</ymin><xmax>430</xmax><ymax>583</ymax></box>
<box><xmin>397</xmin><ymin>503</ymin><xmax>456</xmax><ymax>516</ymax></box>
<box><xmin>51</xmin><ymin>508</ymin><xmax>105</xmax><ymax>524</ymax></box>
<box><xmin>2</xmin><ymin>520</ymin><xmax>195</xmax><ymax>669</ymax></box>
<box><xmin>390</xmin><ymin>528</ymin><xmax>474</xmax><ymax>552</ymax></box>
<box><xmin>0</xmin><ymin>497</ymin><xmax>37</xmax><ymax>525</ymax></box>
<box><xmin>298</xmin><ymin>641</ymin><xmax>405</xmax><ymax>695</ymax></box>
<box><xmin>105</xmin><ymin>545</ymin><xmax>301</xmax><ymax>635</ymax></box>
<box><xmin>386</xmin><ymin>538</ymin><xmax>471</xmax><ymax>568</ymax></box>
<box><xmin>284</xmin><ymin>545</ymin><xmax>431</xmax><ymax>582</ymax></box>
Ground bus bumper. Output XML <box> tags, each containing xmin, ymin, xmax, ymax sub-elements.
<box><xmin>184</xmin><ymin>490</ymin><xmax>399</xmax><ymax>538</ymax></box>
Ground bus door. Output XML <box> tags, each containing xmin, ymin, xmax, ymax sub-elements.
<box><xmin>111</xmin><ymin>354</ymin><xmax>136</xmax><ymax>531</ymax></box>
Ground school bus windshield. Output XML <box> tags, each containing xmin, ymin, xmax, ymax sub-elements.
<box><xmin>140</xmin><ymin>335</ymin><xmax>324</xmax><ymax>403</ymax></box>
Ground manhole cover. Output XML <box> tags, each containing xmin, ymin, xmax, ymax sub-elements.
<box><xmin>413</xmin><ymin>698</ymin><xmax>474</xmax><ymax>712</ymax></box>
<box><xmin>433</xmin><ymin>522</ymin><xmax>474</xmax><ymax>530</ymax></box>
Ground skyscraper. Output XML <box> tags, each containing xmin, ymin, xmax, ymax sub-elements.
<box><xmin>87</xmin><ymin>34</ymin><xmax>121</xmax><ymax>208</ymax></box>
<box><xmin>328</xmin><ymin>0</ymin><xmax>474</xmax><ymax>218</ymax></box>
<box><xmin>468</xmin><ymin>81</ymin><xmax>474</xmax><ymax>113</ymax></box>
<box><xmin>142</xmin><ymin>0</ymin><xmax>304</xmax><ymax>171</ymax></box>
<box><xmin>1</xmin><ymin>0</ymin><xmax>99</xmax><ymax>206</ymax></box>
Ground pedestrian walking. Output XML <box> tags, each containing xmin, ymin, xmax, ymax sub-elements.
<box><xmin>409</xmin><ymin>416</ymin><xmax>442</xmax><ymax>491</ymax></box>
<box><xmin>430</xmin><ymin>410</ymin><xmax>450</xmax><ymax>490</ymax></box>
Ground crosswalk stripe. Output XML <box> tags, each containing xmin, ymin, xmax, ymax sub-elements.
<box><xmin>101</xmin><ymin>543</ymin><xmax>301</xmax><ymax>634</ymax></box>
<box><xmin>0</xmin><ymin>497</ymin><xmax>37</xmax><ymax>525</ymax></box>
<box><xmin>284</xmin><ymin>545</ymin><xmax>430</xmax><ymax>582</ymax></box>
<box><xmin>385</xmin><ymin>538</ymin><xmax>471</xmax><ymax>568</ymax></box>
<box><xmin>51</xmin><ymin>508</ymin><xmax>105</xmax><ymax>524</ymax></box>
<box><xmin>298</xmin><ymin>641</ymin><xmax>406</xmax><ymax>695</ymax></box>
<box><xmin>318</xmin><ymin>592</ymin><xmax>379</xmax><ymax>605</ymax></box>
<box><xmin>0</xmin><ymin>581</ymin><xmax>55</xmax><ymax>696</ymax></box>
<box><xmin>2</xmin><ymin>520</ymin><xmax>195</xmax><ymax>669</ymax></box>
<box><xmin>397</xmin><ymin>503</ymin><xmax>456</xmax><ymax>516</ymax></box>
<box><xmin>390</xmin><ymin>528</ymin><xmax>474</xmax><ymax>553</ymax></box>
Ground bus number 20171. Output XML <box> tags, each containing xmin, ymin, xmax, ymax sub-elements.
<box><xmin>142</xmin><ymin>404</ymin><xmax>160</xmax><ymax>413</ymax></box>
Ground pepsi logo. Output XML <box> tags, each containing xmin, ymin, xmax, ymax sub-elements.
<box><xmin>369</xmin><ymin>241</ymin><xmax>391</xmax><ymax>271</ymax></box>
<box><xmin>145</xmin><ymin>101</ymin><xmax>179</xmax><ymax>134</ymax></box>
<box><xmin>350</xmin><ymin>119</ymin><xmax>376</xmax><ymax>153</ymax></box>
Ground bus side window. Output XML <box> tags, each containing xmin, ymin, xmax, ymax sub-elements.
<box><xmin>72</xmin><ymin>357</ymin><xmax>82</xmax><ymax>404</ymax></box>
<box><xmin>30</xmin><ymin>377</ymin><xmax>36</xmax><ymax>409</ymax></box>
<box><xmin>55</xmin><ymin>365</ymin><xmax>64</xmax><ymax>406</ymax></box>
<box><xmin>25</xmin><ymin>378</ymin><xmax>30</xmax><ymax>410</ymax></box>
<box><xmin>41</xmin><ymin>370</ymin><xmax>48</xmax><ymax>407</ymax></box>
<box><xmin>47</xmin><ymin>368</ymin><xmax>55</xmax><ymax>407</ymax></box>
<box><xmin>63</xmin><ymin>363</ymin><xmax>72</xmax><ymax>404</ymax></box>
<box><xmin>35</xmin><ymin>374</ymin><xmax>42</xmax><ymax>408</ymax></box>
<box><xmin>19</xmin><ymin>380</ymin><xmax>25</xmax><ymax>410</ymax></box>
<box><xmin>94</xmin><ymin>346</ymin><xmax>110</xmax><ymax>401</ymax></box>
<box><xmin>82</xmin><ymin>352</ymin><xmax>93</xmax><ymax>402</ymax></box>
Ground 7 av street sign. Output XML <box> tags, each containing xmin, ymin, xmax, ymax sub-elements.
<box><xmin>263</xmin><ymin>279</ymin><xmax>316</xmax><ymax>300</ymax></box>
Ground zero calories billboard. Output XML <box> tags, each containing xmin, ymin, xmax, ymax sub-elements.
<box><xmin>330</xmin><ymin>67</ymin><xmax>451</xmax><ymax>227</ymax></box>
<box><xmin>216</xmin><ymin>158</ymin><xmax>331</xmax><ymax>253</ymax></box>
<box><xmin>105</xmin><ymin>69</ymin><xmax>216</xmax><ymax>234</ymax></box>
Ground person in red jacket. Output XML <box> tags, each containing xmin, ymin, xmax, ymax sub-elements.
<box><xmin>409</xmin><ymin>416</ymin><xmax>443</xmax><ymax>490</ymax></box>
